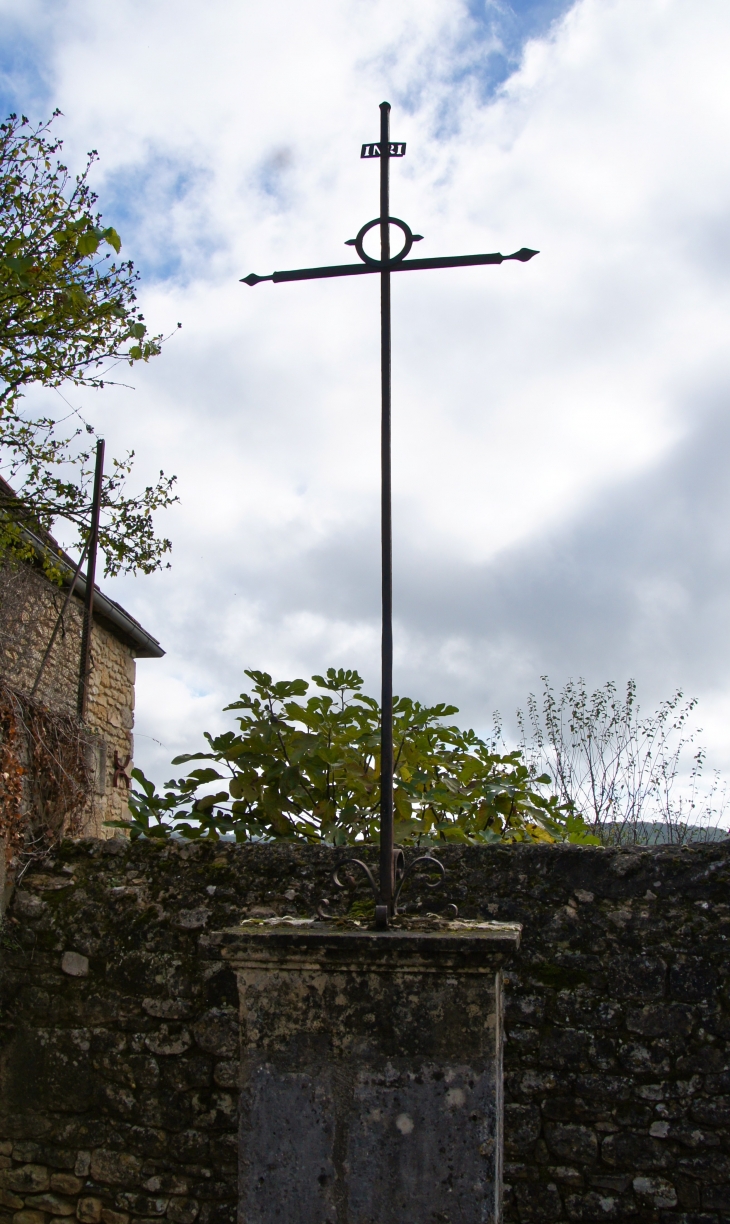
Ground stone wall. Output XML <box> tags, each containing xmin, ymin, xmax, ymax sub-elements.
<box><xmin>0</xmin><ymin>561</ymin><xmax>136</xmax><ymax>835</ymax></box>
<box><xmin>1</xmin><ymin>838</ymin><xmax>729</xmax><ymax>1224</ymax></box>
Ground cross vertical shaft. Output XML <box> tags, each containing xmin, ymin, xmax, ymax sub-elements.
<box><xmin>240</xmin><ymin>102</ymin><xmax>538</xmax><ymax>927</ymax></box>
<box><xmin>378</xmin><ymin>101</ymin><xmax>394</xmax><ymax>920</ymax></box>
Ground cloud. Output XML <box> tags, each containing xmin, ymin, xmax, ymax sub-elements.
<box><xmin>2</xmin><ymin>0</ymin><xmax>730</xmax><ymax>791</ymax></box>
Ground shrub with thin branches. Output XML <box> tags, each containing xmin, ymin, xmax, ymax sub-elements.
<box><xmin>517</xmin><ymin>677</ymin><xmax>728</xmax><ymax>845</ymax></box>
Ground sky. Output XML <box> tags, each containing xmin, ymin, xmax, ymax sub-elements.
<box><xmin>3</xmin><ymin>0</ymin><xmax>730</xmax><ymax>801</ymax></box>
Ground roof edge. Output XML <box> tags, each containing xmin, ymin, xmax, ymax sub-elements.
<box><xmin>20</xmin><ymin>526</ymin><xmax>165</xmax><ymax>659</ymax></box>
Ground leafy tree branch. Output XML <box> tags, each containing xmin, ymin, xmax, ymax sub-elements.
<box><xmin>0</xmin><ymin>110</ymin><xmax>160</xmax><ymax>406</ymax></box>
<box><xmin>0</xmin><ymin>412</ymin><xmax>176</xmax><ymax>575</ymax></box>
<box><xmin>0</xmin><ymin>111</ymin><xmax>177</xmax><ymax>575</ymax></box>
<box><xmin>108</xmin><ymin>667</ymin><xmax>596</xmax><ymax>846</ymax></box>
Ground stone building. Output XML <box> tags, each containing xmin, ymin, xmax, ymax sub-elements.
<box><xmin>0</xmin><ymin>478</ymin><xmax>163</xmax><ymax>838</ymax></box>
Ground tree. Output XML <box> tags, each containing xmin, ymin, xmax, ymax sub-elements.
<box><xmin>0</xmin><ymin>420</ymin><xmax>177</xmax><ymax>576</ymax></box>
<box><xmin>517</xmin><ymin>676</ymin><xmax>728</xmax><ymax>844</ymax></box>
<box><xmin>0</xmin><ymin>111</ymin><xmax>177</xmax><ymax>575</ymax></box>
<box><xmin>108</xmin><ymin>667</ymin><xmax>597</xmax><ymax>845</ymax></box>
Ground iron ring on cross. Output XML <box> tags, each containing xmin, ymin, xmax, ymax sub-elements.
<box><xmin>347</xmin><ymin>217</ymin><xmax>423</xmax><ymax>268</ymax></box>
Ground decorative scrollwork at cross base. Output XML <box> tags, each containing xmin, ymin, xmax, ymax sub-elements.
<box><xmin>326</xmin><ymin>849</ymin><xmax>457</xmax><ymax>928</ymax></box>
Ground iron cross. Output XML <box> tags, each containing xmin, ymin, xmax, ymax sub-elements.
<box><xmin>242</xmin><ymin>102</ymin><xmax>538</xmax><ymax>927</ymax></box>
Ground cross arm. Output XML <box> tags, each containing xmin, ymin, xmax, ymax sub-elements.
<box><xmin>240</xmin><ymin>247</ymin><xmax>538</xmax><ymax>286</ymax></box>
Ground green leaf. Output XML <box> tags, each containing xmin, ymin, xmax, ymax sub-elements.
<box><xmin>171</xmin><ymin>750</ymin><xmax>218</xmax><ymax>765</ymax></box>
<box><xmin>101</xmin><ymin>225</ymin><xmax>122</xmax><ymax>253</ymax></box>
<box><xmin>2</xmin><ymin>254</ymin><xmax>34</xmax><ymax>274</ymax></box>
<box><xmin>188</xmin><ymin>767</ymin><xmax>225</xmax><ymax>784</ymax></box>
<box><xmin>76</xmin><ymin>229</ymin><xmax>100</xmax><ymax>256</ymax></box>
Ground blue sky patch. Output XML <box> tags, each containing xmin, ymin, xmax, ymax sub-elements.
<box><xmin>389</xmin><ymin>0</ymin><xmax>577</xmax><ymax>139</ymax></box>
<box><xmin>457</xmin><ymin>0</ymin><xmax>576</xmax><ymax>96</ymax></box>
<box><xmin>0</xmin><ymin>16</ymin><xmax>51</xmax><ymax>125</ymax></box>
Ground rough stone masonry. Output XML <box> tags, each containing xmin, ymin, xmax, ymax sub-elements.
<box><xmin>1</xmin><ymin>837</ymin><xmax>729</xmax><ymax>1224</ymax></box>
<box><xmin>0</xmin><ymin>558</ymin><xmax>138</xmax><ymax>836</ymax></box>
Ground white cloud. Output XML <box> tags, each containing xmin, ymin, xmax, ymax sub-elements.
<box><xmin>4</xmin><ymin>0</ymin><xmax>730</xmax><ymax>794</ymax></box>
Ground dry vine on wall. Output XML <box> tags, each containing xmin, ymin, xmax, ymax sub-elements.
<box><xmin>0</xmin><ymin>694</ymin><xmax>25</xmax><ymax>858</ymax></box>
<box><xmin>0</xmin><ymin>681</ymin><xmax>92</xmax><ymax>870</ymax></box>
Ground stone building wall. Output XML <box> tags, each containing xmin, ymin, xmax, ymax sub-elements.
<box><xmin>82</xmin><ymin>621</ymin><xmax>136</xmax><ymax>837</ymax></box>
<box><xmin>0</xmin><ymin>560</ymin><xmax>136</xmax><ymax>835</ymax></box>
<box><xmin>1</xmin><ymin>839</ymin><xmax>729</xmax><ymax>1224</ymax></box>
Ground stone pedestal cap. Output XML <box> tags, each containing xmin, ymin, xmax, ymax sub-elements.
<box><xmin>220</xmin><ymin>916</ymin><xmax>521</xmax><ymax>971</ymax></box>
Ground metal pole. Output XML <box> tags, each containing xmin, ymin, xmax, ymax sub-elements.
<box><xmin>377</xmin><ymin>101</ymin><xmax>394</xmax><ymax>925</ymax></box>
<box><xmin>77</xmin><ymin>438</ymin><xmax>104</xmax><ymax>721</ymax></box>
<box><xmin>31</xmin><ymin>537</ymin><xmax>90</xmax><ymax>699</ymax></box>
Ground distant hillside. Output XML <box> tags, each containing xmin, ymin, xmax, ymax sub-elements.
<box><xmin>601</xmin><ymin>822</ymin><xmax>728</xmax><ymax>846</ymax></box>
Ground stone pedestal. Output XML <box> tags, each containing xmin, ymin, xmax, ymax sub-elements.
<box><xmin>223</xmin><ymin>920</ymin><xmax>520</xmax><ymax>1224</ymax></box>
